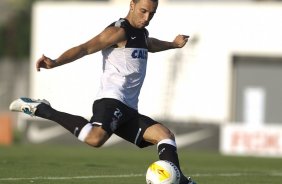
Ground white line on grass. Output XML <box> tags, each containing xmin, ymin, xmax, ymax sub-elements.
<box><xmin>0</xmin><ymin>174</ymin><xmax>143</xmax><ymax>181</ymax></box>
<box><xmin>191</xmin><ymin>172</ymin><xmax>282</xmax><ymax>177</ymax></box>
<box><xmin>1</xmin><ymin>172</ymin><xmax>281</xmax><ymax>181</ymax></box>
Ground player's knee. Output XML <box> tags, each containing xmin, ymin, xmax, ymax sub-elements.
<box><xmin>83</xmin><ymin>126</ymin><xmax>109</xmax><ymax>148</ymax></box>
<box><xmin>85</xmin><ymin>137</ymin><xmax>105</xmax><ymax>148</ymax></box>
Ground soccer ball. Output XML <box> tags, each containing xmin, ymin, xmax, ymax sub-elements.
<box><xmin>146</xmin><ymin>160</ymin><xmax>180</xmax><ymax>184</ymax></box>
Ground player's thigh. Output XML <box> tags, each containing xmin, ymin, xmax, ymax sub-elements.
<box><xmin>90</xmin><ymin>98</ymin><xmax>135</xmax><ymax>135</ymax></box>
<box><xmin>114</xmin><ymin>114</ymin><xmax>157</xmax><ymax>148</ymax></box>
<box><xmin>143</xmin><ymin>123</ymin><xmax>175</xmax><ymax>145</ymax></box>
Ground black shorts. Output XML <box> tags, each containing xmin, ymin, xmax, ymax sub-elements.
<box><xmin>90</xmin><ymin>98</ymin><xmax>158</xmax><ymax>148</ymax></box>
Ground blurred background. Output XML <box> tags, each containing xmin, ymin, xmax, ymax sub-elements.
<box><xmin>1</xmin><ymin>0</ymin><xmax>282</xmax><ymax>158</ymax></box>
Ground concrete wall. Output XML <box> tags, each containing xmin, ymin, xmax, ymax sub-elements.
<box><xmin>0</xmin><ymin>59</ymin><xmax>29</xmax><ymax>112</ymax></box>
<box><xmin>29</xmin><ymin>1</ymin><xmax>282</xmax><ymax>124</ymax></box>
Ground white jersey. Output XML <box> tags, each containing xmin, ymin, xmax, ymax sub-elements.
<box><xmin>96</xmin><ymin>18</ymin><xmax>149</xmax><ymax>110</ymax></box>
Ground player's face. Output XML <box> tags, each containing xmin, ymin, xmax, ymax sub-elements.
<box><xmin>131</xmin><ymin>0</ymin><xmax>158</xmax><ymax>28</ymax></box>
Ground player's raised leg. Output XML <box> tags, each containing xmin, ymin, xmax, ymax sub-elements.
<box><xmin>9</xmin><ymin>97</ymin><xmax>108</xmax><ymax>147</ymax></box>
<box><xmin>143</xmin><ymin>123</ymin><xmax>196</xmax><ymax>184</ymax></box>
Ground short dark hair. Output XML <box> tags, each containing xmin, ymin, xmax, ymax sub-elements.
<box><xmin>133</xmin><ymin>0</ymin><xmax>158</xmax><ymax>3</ymax></box>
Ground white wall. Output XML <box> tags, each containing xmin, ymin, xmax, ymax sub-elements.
<box><xmin>30</xmin><ymin>1</ymin><xmax>282</xmax><ymax>123</ymax></box>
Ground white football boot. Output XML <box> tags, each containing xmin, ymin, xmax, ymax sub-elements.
<box><xmin>9</xmin><ymin>97</ymin><xmax>50</xmax><ymax>116</ymax></box>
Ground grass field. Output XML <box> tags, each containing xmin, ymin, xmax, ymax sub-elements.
<box><xmin>0</xmin><ymin>144</ymin><xmax>282</xmax><ymax>184</ymax></box>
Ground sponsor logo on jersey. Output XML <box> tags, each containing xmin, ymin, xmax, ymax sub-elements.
<box><xmin>131</xmin><ymin>49</ymin><xmax>147</xmax><ymax>60</ymax></box>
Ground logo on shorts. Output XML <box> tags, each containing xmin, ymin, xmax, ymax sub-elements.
<box><xmin>111</xmin><ymin>108</ymin><xmax>123</xmax><ymax>131</ymax></box>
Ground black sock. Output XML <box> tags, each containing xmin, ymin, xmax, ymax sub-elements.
<box><xmin>35</xmin><ymin>103</ymin><xmax>90</xmax><ymax>137</ymax></box>
<box><xmin>157</xmin><ymin>140</ymin><xmax>181</xmax><ymax>170</ymax></box>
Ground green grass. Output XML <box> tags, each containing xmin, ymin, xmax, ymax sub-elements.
<box><xmin>0</xmin><ymin>144</ymin><xmax>281</xmax><ymax>184</ymax></box>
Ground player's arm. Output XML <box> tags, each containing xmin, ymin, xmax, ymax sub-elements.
<box><xmin>147</xmin><ymin>34</ymin><xmax>189</xmax><ymax>53</ymax></box>
<box><xmin>36</xmin><ymin>26</ymin><xmax>126</xmax><ymax>71</ymax></box>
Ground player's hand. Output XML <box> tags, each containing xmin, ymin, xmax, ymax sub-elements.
<box><xmin>36</xmin><ymin>54</ymin><xmax>57</xmax><ymax>72</ymax></box>
<box><xmin>172</xmin><ymin>34</ymin><xmax>189</xmax><ymax>48</ymax></box>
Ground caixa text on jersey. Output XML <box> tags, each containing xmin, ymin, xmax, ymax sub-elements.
<box><xmin>131</xmin><ymin>49</ymin><xmax>148</xmax><ymax>60</ymax></box>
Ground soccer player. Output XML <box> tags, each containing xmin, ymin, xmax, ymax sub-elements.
<box><xmin>10</xmin><ymin>0</ymin><xmax>195</xmax><ymax>183</ymax></box>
